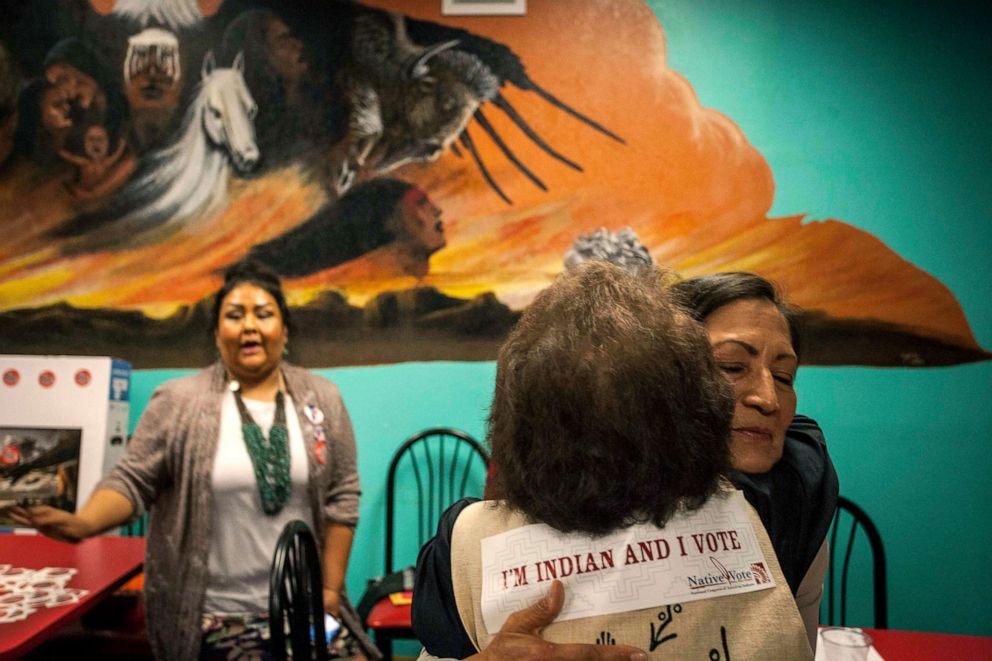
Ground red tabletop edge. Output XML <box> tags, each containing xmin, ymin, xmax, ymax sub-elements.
<box><xmin>366</xmin><ymin>597</ymin><xmax>412</xmax><ymax>629</ymax></box>
<box><xmin>0</xmin><ymin>534</ymin><xmax>146</xmax><ymax>660</ymax></box>
<box><xmin>859</xmin><ymin>627</ymin><xmax>992</xmax><ymax>661</ymax></box>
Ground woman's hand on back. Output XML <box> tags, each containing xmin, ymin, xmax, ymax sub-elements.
<box><xmin>469</xmin><ymin>580</ymin><xmax>647</xmax><ymax>661</ymax></box>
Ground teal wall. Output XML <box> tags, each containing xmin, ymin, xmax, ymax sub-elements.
<box><xmin>126</xmin><ymin>0</ymin><xmax>991</xmax><ymax>640</ymax></box>
<box><xmin>651</xmin><ymin>0</ymin><xmax>992</xmax><ymax>635</ymax></box>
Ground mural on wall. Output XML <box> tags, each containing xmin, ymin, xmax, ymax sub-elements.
<box><xmin>0</xmin><ymin>0</ymin><xmax>987</xmax><ymax>368</ymax></box>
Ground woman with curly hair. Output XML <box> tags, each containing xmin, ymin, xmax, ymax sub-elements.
<box><xmin>412</xmin><ymin>262</ymin><xmax>811</xmax><ymax>660</ymax></box>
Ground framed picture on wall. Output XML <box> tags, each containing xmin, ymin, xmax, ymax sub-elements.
<box><xmin>442</xmin><ymin>0</ymin><xmax>526</xmax><ymax>16</ymax></box>
<box><xmin>0</xmin><ymin>427</ymin><xmax>82</xmax><ymax>524</ymax></box>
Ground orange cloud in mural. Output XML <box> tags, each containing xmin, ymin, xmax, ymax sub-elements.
<box><xmin>0</xmin><ymin>0</ymin><xmax>985</xmax><ymax>367</ymax></box>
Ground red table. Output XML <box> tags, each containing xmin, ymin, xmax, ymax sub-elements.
<box><xmin>823</xmin><ymin>627</ymin><xmax>992</xmax><ymax>660</ymax></box>
<box><xmin>865</xmin><ymin>627</ymin><xmax>992</xmax><ymax>660</ymax></box>
<box><xmin>0</xmin><ymin>534</ymin><xmax>145</xmax><ymax>660</ymax></box>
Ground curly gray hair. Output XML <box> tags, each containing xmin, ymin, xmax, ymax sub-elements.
<box><xmin>563</xmin><ymin>227</ymin><xmax>653</xmax><ymax>272</ymax></box>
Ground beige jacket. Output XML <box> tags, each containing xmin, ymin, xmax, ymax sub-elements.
<box><xmin>449</xmin><ymin>492</ymin><xmax>813</xmax><ymax>660</ymax></box>
<box><xmin>98</xmin><ymin>362</ymin><xmax>360</xmax><ymax>661</ymax></box>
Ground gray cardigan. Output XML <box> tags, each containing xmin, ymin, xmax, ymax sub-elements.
<box><xmin>98</xmin><ymin>362</ymin><xmax>361</xmax><ymax>661</ymax></box>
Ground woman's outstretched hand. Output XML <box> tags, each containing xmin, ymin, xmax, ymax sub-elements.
<box><xmin>4</xmin><ymin>505</ymin><xmax>94</xmax><ymax>543</ymax></box>
<box><xmin>3</xmin><ymin>488</ymin><xmax>134</xmax><ymax>543</ymax></box>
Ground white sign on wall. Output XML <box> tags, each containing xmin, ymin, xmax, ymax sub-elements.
<box><xmin>0</xmin><ymin>355</ymin><xmax>130</xmax><ymax>524</ymax></box>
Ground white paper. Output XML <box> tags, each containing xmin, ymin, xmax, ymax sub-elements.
<box><xmin>0</xmin><ymin>565</ymin><xmax>89</xmax><ymax>622</ymax></box>
<box><xmin>480</xmin><ymin>491</ymin><xmax>775</xmax><ymax>632</ymax></box>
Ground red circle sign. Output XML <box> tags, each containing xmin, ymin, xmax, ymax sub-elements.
<box><xmin>75</xmin><ymin>369</ymin><xmax>92</xmax><ymax>386</ymax></box>
<box><xmin>2</xmin><ymin>369</ymin><xmax>18</xmax><ymax>386</ymax></box>
<box><xmin>1</xmin><ymin>444</ymin><xmax>20</xmax><ymax>466</ymax></box>
<box><xmin>38</xmin><ymin>370</ymin><xmax>56</xmax><ymax>388</ymax></box>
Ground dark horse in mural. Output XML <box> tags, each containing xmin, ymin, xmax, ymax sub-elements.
<box><xmin>211</xmin><ymin>0</ymin><xmax>624</xmax><ymax>202</ymax></box>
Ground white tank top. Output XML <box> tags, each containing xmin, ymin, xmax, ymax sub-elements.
<box><xmin>203</xmin><ymin>391</ymin><xmax>314</xmax><ymax>615</ymax></box>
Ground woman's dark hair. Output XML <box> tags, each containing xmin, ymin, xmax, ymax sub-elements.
<box><xmin>0</xmin><ymin>41</ymin><xmax>18</xmax><ymax>125</ymax></box>
<box><xmin>220</xmin><ymin>9</ymin><xmax>281</xmax><ymax>102</ymax></box>
<box><xmin>43</xmin><ymin>38</ymin><xmax>108</xmax><ymax>86</ymax></box>
<box><xmin>13</xmin><ymin>77</ymin><xmax>47</xmax><ymax>160</ymax></box>
<box><xmin>217</xmin><ymin>8</ymin><xmax>324</xmax><ymax>165</ymax></box>
<box><xmin>488</xmin><ymin>261</ymin><xmax>734</xmax><ymax>536</ymax></box>
<box><xmin>671</xmin><ymin>272</ymin><xmax>802</xmax><ymax>358</ymax></box>
<box><xmin>248</xmin><ymin>178</ymin><xmax>415</xmax><ymax>277</ymax></box>
<box><xmin>210</xmin><ymin>259</ymin><xmax>293</xmax><ymax>333</ymax></box>
<box><xmin>43</xmin><ymin>38</ymin><xmax>127</xmax><ymax>137</ymax></box>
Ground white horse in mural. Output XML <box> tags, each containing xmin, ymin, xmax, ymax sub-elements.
<box><xmin>63</xmin><ymin>51</ymin><xmax>258</xmax><ymax>252</ymax></box>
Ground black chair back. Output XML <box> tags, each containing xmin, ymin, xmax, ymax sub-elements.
<box><xmin>822</xmin><ymin>496</ymin><xmax>888</xmax><ymax>629</ymax></box>
<box><xmin>269</xmin><ymin>520</ymin><xmax>328</xmax><ymax>661</ymax></box>
<box><xmin>384</xmin><ymin>427</ymin><xmax>488</xmax><ymax>574</ymax></box>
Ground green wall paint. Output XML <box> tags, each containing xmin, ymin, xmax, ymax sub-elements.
<box><xmin>651</xmin><ymin>0</ymin><xmax>992</xmax><ymax>635</ymax></box>
<box><xmin>652</xmin><ymin>0</ymin><xmax>992</xmax><ymax>334</ymax></box>
<box><xmin>124</xmin><ymin>0</ymin><xmax>990</xmax><ymax>641</ymax></box>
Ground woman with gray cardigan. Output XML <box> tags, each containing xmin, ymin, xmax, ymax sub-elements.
<box><xmin>8</xmin><ymin>260</ymin><xmax>362</xmax><ymax>660</ymax></box>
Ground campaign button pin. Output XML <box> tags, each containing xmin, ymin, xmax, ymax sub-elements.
<box><xmin>304</xmin><ymin>404</ymin><xmax>324</xmax><ymax>425</ymax></box>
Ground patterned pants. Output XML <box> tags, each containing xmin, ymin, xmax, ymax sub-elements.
<box><xmin>200</xmin><ymin>612</ymin><xmax>364</xmax><ymax>660</ymax></box>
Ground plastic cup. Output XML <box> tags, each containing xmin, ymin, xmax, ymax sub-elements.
<box><xmin>820</xmin><ymin>627</ymin><xmax>873</xmax><ymax>661</ymax></box>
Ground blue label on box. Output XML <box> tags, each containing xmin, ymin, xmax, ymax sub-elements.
<box><xmin>110</xmin><ymin>359</ymin><xmax>132</xmax><ymax>402</ymax></box>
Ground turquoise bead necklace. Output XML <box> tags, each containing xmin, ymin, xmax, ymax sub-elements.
<box><xmin>230</xmin><ymin>381</ymin><xmax>291</xmax><ymax>515</ymax></box>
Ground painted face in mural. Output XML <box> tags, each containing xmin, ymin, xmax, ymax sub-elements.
<box><xmin>124</xmin><ymin>28</ymin><xmax>182</xmax><ymax>110</ymax></box>
<box><xmin>264</xmin><ymin>16</ymin><xmax>307</xmax><ymax>83</ymax></box>
<box><xmin>215</xmin><ymin>284</ymin><xmax>288</xmax><ymax>384</ymax></box>
<box><xmin>399</xmin><ymin>188</ymin><xmax>446</xmax><ymax>253</ymax></box>
<box><xmin>45</xmin><ymin>62</ymin><xmax>101</xmax><ymax>111</ymax></box>
<box><xmin>40</xmin><ymin>85</ymin><xmax>72</xmax><ymax>132</ymax></box>
<box><xmin>83</xmin><ymin>125</ymin><xmax>109</xmax><ymax>159</ymax></box>
<box><xmin>704</xmin><ymin>298</ymin><xmax>798</xmax><ymax>474</ymax></box>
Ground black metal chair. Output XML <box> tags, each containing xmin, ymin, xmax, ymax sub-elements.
<box><xmin>269</xmin><ymin>520</ymin><xmax>328</xmax><ymax>661</ymax></box>
<box><xmin>367</xmin><ymin>427</ymin><xmax>488</xmax><ymax>659</ymax></box>
<box><xmin>822</xmin><ymin>496</ymin><xmax>888</xmax><ymax>629</ymax></box>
